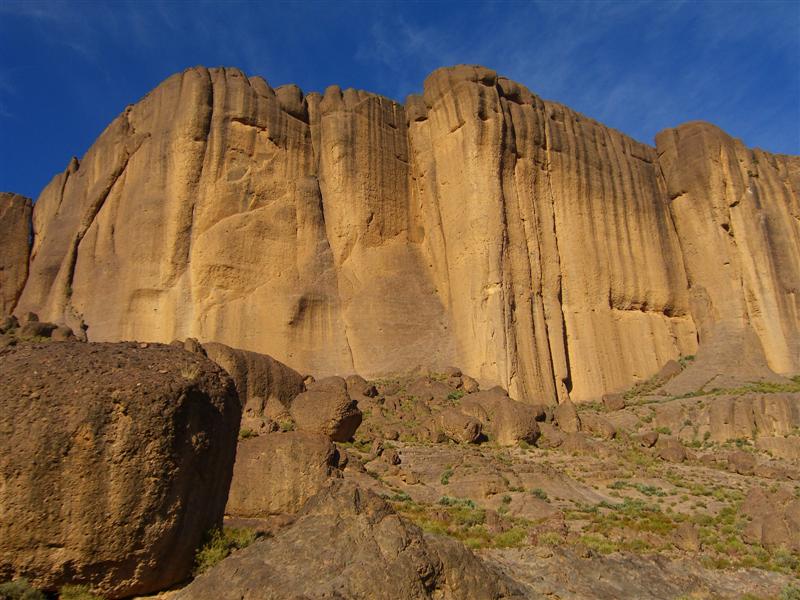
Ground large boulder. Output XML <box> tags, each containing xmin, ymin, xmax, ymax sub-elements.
<box><xmin>741</xmin><ymin>487</ymin><xmax>800</xmax><ymax>552</ymax></box>
<box><xmin>459</xmin><ymin>388</ymin><xmax>540</xmax><ymax>446</ymax></box>
<box><xmin>0</xmin><ymin>342</ymin><xmax>241</xmax><ymax>598</ymax></box>
<box><xmin>437</xmin><ymin>408</ymin><xmax>483</xmax><ymax>444</ymax></box>
<box><xmin>175</xmin><ymin>480</ymin><xmax>523</xmax><ymax>599</ymax></box>
<box><xmin>202</xmin><ymin>342</ymin><xmax>305</xmax><ymax>432</ymax></box>
<box><xmin>553</xmin><ymin>399</ymin><xmax>581</xmax><ymax>433</ymax></box>
<box><xmin>290</xmin><ymin>376</ymin><xmax>362</xmax><ymax>441</ymax></box>
<box><xmin>226</xmin><ymin>431</ymin><xmax>341</xmax><ymax>518</ymax></box>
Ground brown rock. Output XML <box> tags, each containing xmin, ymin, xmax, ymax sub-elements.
<box><xmin>0</xmin><ymin>315</ymin><xmax>19</xmax><ymax>334</ymax></box>
<box><xmin>602</xmin><ymin>393</ymin><xmax>625</xmax><ymax>411</ymax></box>
<box><xmin>203</xmin><ymin>342</ymin><xmax>305</xmax><ymax>431</ymax></box>
<box><xmin>0</xmin><ymin>193</ymin><xmax>31</xmax><ymax>315</ymax></box>
<box><xmin>226</xmin><ymin>431</ymin><xmax>341</xmax><ymax>518</ymax></box>
<box><xmin>50</xmin><ymin>325</ymin><xmax>75</xmax><ymax>341</ymax></box>
<box><xmin>462</xmin><ymin>375</ymin><xmax>480</xmax><ymax>393</ymax></box>
<box><xmin>0</xmin><ymin>341</ymin><xmax>241</xmax><ymax>598</ymax></box>
<box><xmin>655</xmin><ymin>359</ymin><xmax>682</xmax><ymax>382</ymax></box>
<box><xmin>17</xmin><ymin>320</ymin><xmax>57</xmax><ymax>339</ymax></box>
<box><xmin>727</xmin><ymin>450</ymin><xmax>757</xmax><ymax>476</ymax></box>
<box><xmin>290</xmin><ymin>376</ymin><xmax>362</xmax><ymax>441</ymax></box>
<box><xmin>635</xmin><ymin>431</ymin><xmax>660</xmax><ymax>448</ymax></box>
<box><xmin>437</xmin><ymin>408</ymin><xmax>483</xmax><ymax>444</ymax></box>
<box><xmin>741</xmin><ymin>487</ymin><xmax>800</xmax><ymax>552</ymax></box>
<box><xmin>554</xmin><ymin>399</ymin><xmax>581</xmax><ymax>433</ymax></box>
<box><xmin>174</xmin><ymin>480</ymin><xmax>522</xmax><ymax>599</ymax></box>
<box><xmin>460</xmin><ymin>389</ymin><xmax>540</xmax><ymax>446</ymax></box>
<box><xmin>656</xmin><ymin>436</ymin><xmax>687</xmax><ymax>462</ymax></box>
<box><xmin>580</xmin><ymin>414</ymin><xmax>616</xmax><ymax>440</ymax></box>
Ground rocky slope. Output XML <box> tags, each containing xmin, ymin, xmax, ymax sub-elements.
<box><xmin>2</xmin><ymin>65</ymin><xmax>798</xmax><ymax>403</ymax></box>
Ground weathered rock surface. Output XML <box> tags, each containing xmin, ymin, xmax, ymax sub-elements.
<box><xmin>176</xmin><ymin>480</ymin><xmax>522</xmax><ymax>599</ymax></box>
<box><xmin>226</xmin><ymin>431</ymin><xmax>341</xmax><ymax>518</ymax></box>
<box><xmin>290</xmin><ymin>376</ymin><xmax>362</xmax><ymax>441</ymax></box>
<box><xmin>460</xmin><ymin>389</ymin><xmax>541</xmax><ymax>446</ymax></box>
<box><xmin>741</xmin><ymin>486</ymin><xmax>800</xmax><ymax>552</ymax></box>
<box><xmin>0</xmin><ymin>342</ymin><xmax>241</xmax><ymax>598</ymax></box>
<box><xmin>202</xmin><ymin>341</ymin><xmax>305</xmax><ymax>432</ymax></box>
<box><xmin>0</xmin><ymin>193</ymin><xmax>31</xmax><ymax>316</ymax></box>
<box><xmin>12</xmin><ymin>65</ymin><xmax>800</xmax><ymax>403</ymax></box>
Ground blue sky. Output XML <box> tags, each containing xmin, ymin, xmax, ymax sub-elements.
<box><xmin>1</xmin><ymin>0</ymin><xmax>798</xmax><ymax>200</ymax></box>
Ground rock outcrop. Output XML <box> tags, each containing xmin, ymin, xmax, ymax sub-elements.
<box><xmin>175</xmin><ymin>480</ymin><xmax>523</xmax><ymax>599</ymax></box>
<box><xmin>11</xmin><ymin>65</ymin><xmax>800</xmax><ymax>402</ymax></box>
<box><xmin>0</xmin><ymin>193</ymin><xmax>32</xmax><ymax>316</ymax></box>
<box><xmin>0</xmin><ymin>342</ymin><xmax>241</xmax><ymax>598</ymax></box>
<box><xmin>290</xmin><ymin>376</ymin><xmax>362</xmax><ymax>441</ymax></box>
<box><xmin>225</xmin><ymin>431</ymin><xmax>341</xmax><ymax>518</ymax></box>
<box><xmin>202</xmin><ymin>342</ymin><xmax>305</xmax><ymax>432</ymax></box>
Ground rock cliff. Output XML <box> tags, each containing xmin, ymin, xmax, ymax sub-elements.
<box><xmin>0</xmin><ymin>193</ymin><xmax>32</xmax><ymax>315</ymax></box>
<box><xmin>7</xmin><ymin>65</ymin><xmax>799</xmax><ymax>402</ymax></box>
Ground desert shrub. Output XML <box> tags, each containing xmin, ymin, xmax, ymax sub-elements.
<box><xmin>530</xmin><ymin>488</ymin><xmax>548</xmax><ymax>500</ymax></box>
<box><xmin>438</xmin><ymin>496</ymin><xmax>475</xmax><ymax>509</ymax></box>
<box><xmin>0</xmin><ymin>579</ymin><xmax>45</xmax><ymax>600</ymax></box>
<box><xmin>194</xmin><ymin>527</ymin><xmax>258</xmax><ymax>575</ymax></box>
<box><xmin>60</xmin><ymin>585</ymin><xmax>105</xmax><ymax>600</ymax></box>
<box><xmin>781</xmin><ymin>584</ymin><xmax>800</xmax><ymax>600</ymax></box>
<box><xmin>238</xmin><ymin>428</ymin><xmax>257</xmax><ymax>440</ymax></box>
<box><xmin>494</xmin><ymin>527</ymin><xmax>527</xmax><ymax>548</ymax></box>
<box><xmin>440</xmin><ymin>467</ymin><xmax>453</xmax><ymax>485</ymax></box>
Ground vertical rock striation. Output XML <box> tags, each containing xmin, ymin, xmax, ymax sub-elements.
<box><xmin>12</xmin><ymin>65</ymin><xmax>800</xmax><ymax>402</ymax></box>
<box><xmin>0</xmin><ymin>192</ymin><xmax>32</xmax><ymax>315</ymax></box>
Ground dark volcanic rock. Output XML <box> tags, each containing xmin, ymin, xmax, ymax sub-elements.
<box><xmin>0</xmin><ymin>341</ymin><xmax>241</xmax><ymax>598</ymax></box>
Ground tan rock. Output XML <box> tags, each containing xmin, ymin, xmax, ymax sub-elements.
<box><xmin>460</xmin><ymin>389</ymin><xmax>540</xmax><ymax>446</ymax></box>
<box><xmin>225</xmin><ymin>431</ymin><xmax>341</xmax><ymax>518</ymax></box>
<box><xmin>13</xmin><ymin>67</ymin><xmax>799</xmax><ymax>405</ymax></box>
<box><xmin>202</xmin><ymin>341</ymin><xmax>304</xmax><ymax>431</ymax></box>
<box><xmin>554</xmin><ymin>399</ymin><xmax>581</xmax><ymax>433</ymax></box>
<box><xmin>0</xmin><ymin>193</ymin><xmax>31</xmax><ymax>316</ymax></box>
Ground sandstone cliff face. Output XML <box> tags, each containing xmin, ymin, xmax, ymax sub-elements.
<box><xmin>12</xmin><ymin>65</ymin><xmax>800</xmax><ymax>402</ymax></box>
<box><xmin>0</xmin><ymin>192</ymin><xmax>32</xmax><ymax>315</ymax></box>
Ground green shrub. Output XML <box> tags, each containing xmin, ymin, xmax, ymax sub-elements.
<box><xmin>60</xmin><ymin>585</ymin><xmax>105</xmax><ymax>600</ymax></box>
<box><xmin>447</xmin><ymin>390</ymin><xmax>464</xmax><ymax>401</ymax></box>
<box><xmin>438</xmin><ymin>496</ymin><xmax>475</xmax><ymax>509</ymax></box>
<box><xmin>530</xmin><ymin>488</ymin><xmax>548</xmax><ymax>500</ymax></box>
<box><xmin>781</xmin><ymin>584</ymin><xmax>800</xmax><ymax>600</ymax></box>
<box><xmin>0</xmin><ymin>579</ymin><xmax>45</xmax><ymax>600</ymax></box>
<box><xmin>194</xmin><ymin>527</ymin><xmax>258</xmax><ymax>575</ymax></box>
<box><xmin>440</xmin><ymin>468</ymin><xmax>453</xmax><ymax>485</ymax></box>
<box><xmin>238</xmin><ymin>428</ymin><xmax>257</xmax><ymax>440</ymax></box>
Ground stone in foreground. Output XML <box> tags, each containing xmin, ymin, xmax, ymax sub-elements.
<box><xmin>0</xmin><ymin>342</ymin><xmax>241</xmax><ymax>598</ymax></box>
<box><xmin>176</xmin><ymin>480</ymin><xmax>524</xmax><ymax>600</ymax></box>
